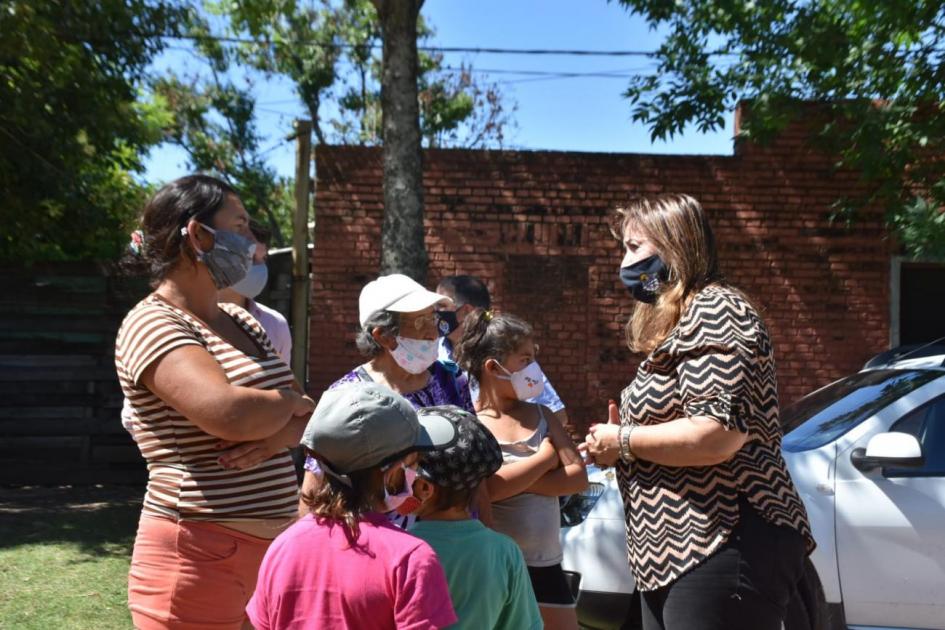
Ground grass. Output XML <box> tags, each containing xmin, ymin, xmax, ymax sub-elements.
<box><xmin>0</xmin><ymin>486</ymin><xmax>142</xmax><ymax>630</ymax></box>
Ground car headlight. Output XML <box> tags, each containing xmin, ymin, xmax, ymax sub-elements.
<box><xmin>560</xmin><ymin>482</ymin><xmax>606</xmax><ymax>527</ymax></box>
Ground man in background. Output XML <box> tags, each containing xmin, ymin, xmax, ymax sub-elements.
<box><xmin>435</xmin><ymin>275</ymin><xmax>572</xmax><ymax>433</ymax></box>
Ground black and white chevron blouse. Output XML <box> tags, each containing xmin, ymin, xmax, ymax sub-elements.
<box><xmin>616</xmin><ymin>284</ymin><xmax>815</xmax><ymax>591</ymax></box>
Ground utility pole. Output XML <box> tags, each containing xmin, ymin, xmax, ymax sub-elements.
<box><xmin>291</xmin><ymin>119</ymin><xmax>312</xmax><ymax>386</ymax></box>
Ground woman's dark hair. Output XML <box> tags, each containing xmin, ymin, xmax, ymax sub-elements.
<box><xmin>125</xmin><ymin>175</ymin><xmax>237</xmax><ymax>287</ymax></box>
<box><xmin>299</xmin><ymin>450</ymin><xmax>386</xmax><ymax>542</ymax></box>
<box><xmin>455</xmin><ymin>310</ymin><xmax>533</xmax><ymax>381</ymax></box>
<box><xmin>355</xmin><ymin>310</ymin><xmax>400</xmax><ymax>357</ymax></box>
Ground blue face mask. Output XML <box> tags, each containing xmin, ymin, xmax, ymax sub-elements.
<box><xmin>619</xmin><ymin>255</ymin><xmax>669</xmax><ymax>303</ymax></box>
<box><xmin>182</xmin><ymin>223</ymin><xmax>256</xmax><ymax>290</ymax></box>
<box><xmin>231</xmin><ymin>262</ymin><xmax>269</xmax><ymax>299</ymax></box>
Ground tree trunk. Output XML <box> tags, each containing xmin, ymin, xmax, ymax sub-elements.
<box><xmin>371</xmin><ymin>0</ymin><xmax>427</xmax><ymax>282</ymax></box>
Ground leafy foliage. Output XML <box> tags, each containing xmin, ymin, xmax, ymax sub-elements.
<box><xmin>213</xmin><ymin>0</ymin><xmax>343</xmax><ymax>144</ymax></box>
<box><xmin>213</xmin><ymin>0</ymin><xmax>514</xmax><ymax>148</ymax></box>
<box><xmin>151</xmin><ymin>71</ymin><xmax>293</xmax><ymax>246</ymax></box>
<box><xmin>616</xmin><ymin>0</ymin><xmax>945</xmax><ymax>258</ymax></box>
<box><xmin>0</xmin><ymin>1</ymin><xmax>187</xmax><ymax>263</ymax></box>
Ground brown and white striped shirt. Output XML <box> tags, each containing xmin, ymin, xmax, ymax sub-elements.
<box><xmin>115</xmin><ymin>295</ymin><xmax>298</xmax><ymax>521</ymax></box>
<box><xmin>617</xmin><ymin>285</ymin><xmax>814</xmax><ymax>591</ymax></box>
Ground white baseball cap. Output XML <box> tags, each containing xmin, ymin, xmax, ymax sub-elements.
<box><xmin>358</xmin><ymin>274</ymin><xmax>453</xmax><ymax>327</ymax></box>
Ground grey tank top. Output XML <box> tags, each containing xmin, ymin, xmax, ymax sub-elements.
<box><xmin>490</xmin><ymin>405</ymin><xmax>563</xmax><ymax>567</ymax></box>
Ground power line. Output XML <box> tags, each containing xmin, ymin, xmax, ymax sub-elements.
<box><xmin>438</xmin><ymin>65</ymin><xmax>655</xmax><ymax>78</ymax></box>
<box><xmin>161</xmin><ymin>33</ymin><xmax>693</xmax><ymax>57</ymax></box>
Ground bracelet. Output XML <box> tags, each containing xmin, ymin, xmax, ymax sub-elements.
<box><xmin>618</xmin><ymin>423</ymin><xmax>638</xmax><ymax>463</ymax></box>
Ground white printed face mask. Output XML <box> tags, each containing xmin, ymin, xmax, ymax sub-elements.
<box><xmin>495</xmin><ymin>360</ymin><xmax>546</xmax><ymax>401</ymax></box>
<box><xmin>390</xmin><ymin>336</ymin><xmax>439</xmax><ymax>374</ymax></box>
<box><xmin>384</xmin><ymin>465</ymin><xmax>420</xmax><ymax>515</ymax></box>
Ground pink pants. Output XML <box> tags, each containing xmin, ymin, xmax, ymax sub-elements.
<box><xmin>128</xmin><ymin>514</ymin><xmax>272</xmax><ymax>630</ymax></box>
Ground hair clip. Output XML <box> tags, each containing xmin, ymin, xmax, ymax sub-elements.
<box><xmin>128</xmin><ymin>229</ymin><xmax>144</xmax><ymax>257</ymax></box>
<box><xmin>483</xmin><ymin>309</ymin><xmax>494</xmax><ymax>322</ymax></box>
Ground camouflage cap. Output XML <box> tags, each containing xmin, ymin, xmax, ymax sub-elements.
<box><xmin>415</xmin><ymin>406</ymin><xmax>504</xmax><ymax>491</ymax></box>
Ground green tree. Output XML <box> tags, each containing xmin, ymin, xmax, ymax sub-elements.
<box><xmin>615</xmin><ymin>0</ymin><xmax>945</xmax><ymax>258</ymax></box>
<box><xmin>214</xmin><ymin>0</ymin><xmax>343</xmax><ymax>145</ymax></box>
<box><xmin>214</xmin><ymin>0</ymin><xmax>513</xmax><ymax>149</ymax></box>
<box><xmin>330</xmin><ymin>1</ymin><xmax>513</xmax><ymax>149</ymax></box>
<box><xmin>370</xmin><ymin>0</ymin><xmax>427</xmax><ymax>280</ymax></box>
<box><xmin>169</xmin><ymin>0</ymin><xmax>514</xmax><ymax>280</ymax></box>
<box><xmin>0</xmin><ymin>0</ymin><xmax>187</xmax><ymax>263</ymax></box>
<box><xmin>152</xmin><ymin>73</ymin><xmax>294</xmax><ymax>246</ymax></box>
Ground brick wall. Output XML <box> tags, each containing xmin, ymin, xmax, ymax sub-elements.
<box><xmin>309</xmin><ymin>117</ymin><xmax>891</xmax><ymax>432</ymax></box>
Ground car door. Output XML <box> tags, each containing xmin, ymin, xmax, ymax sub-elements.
<box><xmin>834</xmin><ymin>391</ymin><xmax>945</xmax><ymax>628</ymax></box>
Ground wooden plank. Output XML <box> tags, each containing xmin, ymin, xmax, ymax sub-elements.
<box><xmin>0</xmin><ymin>355</ymin><xmax>101</xmax><ymax>368</ymax></box>
<box><xmin>0</xmin><ymin>381</ymin><xmax>94</xmax><ymax>395</ymax></box>
<box><xmin>0</xmin><ymin>406</ymin><xmax>91</xmax><ymax>419</ymax></box>
<box><xmin>0</xmin><ymin>304</ymin><xmax>112</xmax><ymax>317</ymax></box>
<box><xmin>0</xmin><ymin>395</ymin><xmax>98</xmax><ymax>409</ymax></box>
<box><xmin>0</xmin><ymin>315</ymin><xmax>122</xmax><ymax>333</ymax></box>
<box><xmin>0</xmin><ymin>368</ymin><xmax>117</xmax><ymax>382</ymax></box>
<box><xmin>90</xmin><ymin>444</ymin><xmax>145</xmax><ymax>465</ymax></box>
<box><xmin>0</xmin><ymin>463</ymin><xmax>147</xmax><ymax>485</ymax></box>
<box><xmin>0</xmin><ymin>418</ymin><xmax>126</xmax><ymax>436</ymax></box>
<box><xmin>0</xmin><ymin>339</ymin><xmax>110</xmax><ymax>355</ymax></box>
<box><xmin>0</xmin><ymin>436</ymin><xmax>87</xmax><ymax>462</ymax></box>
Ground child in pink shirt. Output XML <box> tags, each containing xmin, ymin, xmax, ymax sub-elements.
<box><xmin>246</xmin><ymin>382</ymin><xmax>459</xmax><ymax>630</ymax></box>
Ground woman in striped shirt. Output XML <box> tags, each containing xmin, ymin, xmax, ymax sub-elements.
<box><xmin>583</xmin><ymin>194</ymin><xmax>814</xmax><ymax>630</ymax></box>
<box><xmin>115</xmin><ymin>175</ymin><xmax>315</xmax><ymax>630</ymax></box>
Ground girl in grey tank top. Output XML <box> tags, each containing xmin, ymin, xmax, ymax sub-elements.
<box><xmin>454</xmin><ymin>310</ymin><xmax>588</xmax><ymax>628</ymax></box>
<box><xmin>491</xmin><ymin>406</ymin><xmax>565</xmax><ymax>566</ymax></box>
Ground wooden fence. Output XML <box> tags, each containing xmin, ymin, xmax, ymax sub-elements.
<box><xmin>0</xmin><ymin>265</ymin><xmax>149</xmax><ymax>484</ymax></box>
<box><xmin>0</xmin><ymin>255</ymin><xmax>296</xmax><ymax>486</ymax></box>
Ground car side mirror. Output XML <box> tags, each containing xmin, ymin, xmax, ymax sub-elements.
<box><xmin>851</xmin><ymin>432</ymin><xmax>924</xmax><ymax>472</ymax></box>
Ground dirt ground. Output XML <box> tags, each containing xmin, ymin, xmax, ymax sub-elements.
<box><xmin>0</xmin><ymin>485</ymin><xmax>143</xmax><ymax>514</ymax></box>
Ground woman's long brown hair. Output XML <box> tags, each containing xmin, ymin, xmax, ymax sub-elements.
<box><xmin>300</xmin><ymin>453</ymin><xmax>386</xmax><ymax>542</ymax></box>
<box><xmin>615</xmin><ymin>194</ymin><xmax>724</xmax><ymax>355</ymax></box>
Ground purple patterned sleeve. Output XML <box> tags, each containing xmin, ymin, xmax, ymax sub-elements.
<box><xmin>304</xmin><ymin>368</ymin><xmax>368</xmax><ymax>474</ymax></box>
<box><xmin>303</xmin><ymin>364</ymin><xmax>474</xmax><ymax>474</ymax></box>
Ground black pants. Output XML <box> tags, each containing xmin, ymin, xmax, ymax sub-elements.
<box><xmin>640</xmin><ymin>498</ymin><xmax>807</xmax><ymax>630</ymax></box>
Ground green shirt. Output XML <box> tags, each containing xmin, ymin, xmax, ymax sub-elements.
<box><xmin>409</xmin><ymin>519</ymin><xmax>542</xmax><ymax>630</ymax></box>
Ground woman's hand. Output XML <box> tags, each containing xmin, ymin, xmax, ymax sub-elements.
<box><xmin>581</xmin><ymin>400</ymin><xmax>622</xmax><ymax>467</ymax></box>
<box><xmin>215</xmin><ymin>395</ymin><xmax>313</xmax><ymax>470</ymax></box>
<box><xmin>537</xmin><ymin>436</ymin><xmax>560</xmax><ymax>472</ymax></box>
<box><xmin>216</xmin><ymin>437</ymin><xmax>282</xmax><ymax>470</ymax></box>
<box><xmin>292</xmin><ymin>393</ymin><xmax>316</xmax><ymax>418</ymax></box>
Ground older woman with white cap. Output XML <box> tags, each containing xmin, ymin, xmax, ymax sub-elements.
<box><xmin>300</xmin><ymin>274</ymin><xmax>476</xmax><ymax>525</ymax></box>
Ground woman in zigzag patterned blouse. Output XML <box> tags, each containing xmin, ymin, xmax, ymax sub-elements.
<box><xmin>583</xmin><ymin>194</ymin><xmax>815</xmax><ymax>630</ymax></box>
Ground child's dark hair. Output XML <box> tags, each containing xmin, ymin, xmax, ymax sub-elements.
<box><xmin>428</xmin><ymin>484</ymin><xmax>476</xmax><ymax>514</ymax></box>
<box><xmin>300</xmin><ymin>449</ymin><xmax>386</xmax><ymax>541</ymax></box>
<box><xmin>455</xmin><ymin>310</ymin><xmax>533</xmax><ymax>381</ymax></box>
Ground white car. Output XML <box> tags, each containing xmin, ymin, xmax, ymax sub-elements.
<box><xmin>560</xmin><ymin>352</ymin><xmax>945</xmax><ymax>630</ymax></box>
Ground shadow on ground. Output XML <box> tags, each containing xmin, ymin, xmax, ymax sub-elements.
<box><xmin>0</xmin><ymin>485</ymin><xmax>142</xmax><ymax>558</ymax></box>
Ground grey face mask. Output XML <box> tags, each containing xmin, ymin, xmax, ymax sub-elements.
<box><xmin>181</xmin><ymin>222</ymin><xmax>256</xmax><ymax>289</ymax></box>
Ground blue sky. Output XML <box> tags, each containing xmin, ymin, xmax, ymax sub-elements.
<box><xmin>144</xmin><ymin>0</ymin><xmax>733</xmax><ymax>183</ymax></box>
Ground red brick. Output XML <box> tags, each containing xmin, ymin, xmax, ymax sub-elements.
<box><xmin>309</xmin><ymin>137</ymin><xmax>892</xmax><ymax>433</ymax></box>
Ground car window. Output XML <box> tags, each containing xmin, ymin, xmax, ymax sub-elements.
<box><xmin>886</xmin><ymin>394</ymin><xmax>945</xmax><ymax>477</ymax></box>
<box><xmin>782</xmin><ymin>370</ymin><xmax>943</xmax><ymax>452</ymax></box>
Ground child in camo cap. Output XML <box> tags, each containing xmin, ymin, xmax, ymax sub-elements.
<box><xmin>408</xmin><ymin>406</ymin><xmax>542</xmax><ymax>630</ymax></box>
